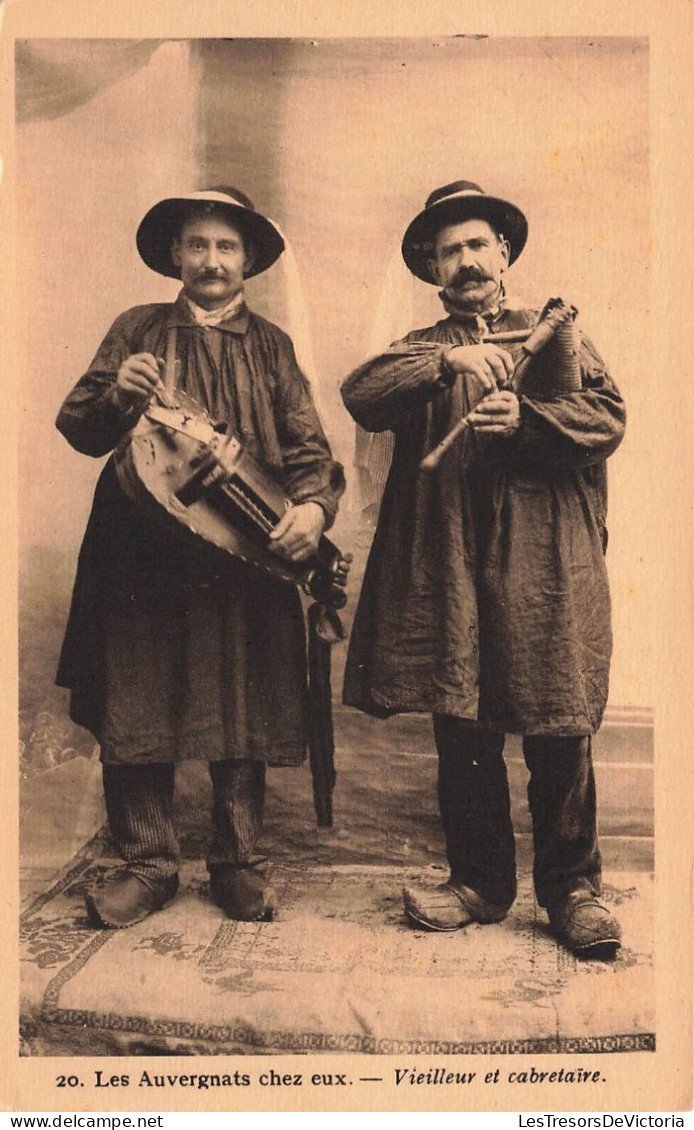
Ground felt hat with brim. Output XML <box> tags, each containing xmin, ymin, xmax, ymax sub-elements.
<box><xmin>136</xmin><ymin>187</ymin><xmax>285</xmax><ymax>279</ymax></box>
<box><xmin>402</xmin><ymin>180</ymin><xmax>528</xmax><ymax>284</ymax></box>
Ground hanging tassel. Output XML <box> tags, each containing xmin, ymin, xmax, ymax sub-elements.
<box><xmin>306</xmin><ymin>601</ymin><xmax>338</xmax><ymax>828</ymax></box>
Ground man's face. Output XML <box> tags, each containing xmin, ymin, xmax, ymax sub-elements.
<box><xmin>428</xmin><ymin>218</ymin><xmax>510</xmax><ymax>310</ymax></box>
<box><xmin>171</xmin><ymin>215</ymin><xmax>254</xmax><ymax>310</ymax></box>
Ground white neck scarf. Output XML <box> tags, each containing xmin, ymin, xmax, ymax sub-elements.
<box><xmin>182</xmin><ymin>288</ymin><xmax>246</xmax><ymax>327</ymax></box>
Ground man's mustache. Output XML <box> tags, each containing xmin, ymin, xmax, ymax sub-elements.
<box><xmin>196</xmin><ymin>270</ymin><xmax>229</xmax><ymax>281</ymax></box>
<box><xmin>451</xmin><ymin>269</ymin><xmax>491</xmax><ymax>286</ymax></box>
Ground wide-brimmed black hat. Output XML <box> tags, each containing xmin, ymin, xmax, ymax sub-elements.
<box><xmin>402</xmin><ymin>180</ymin><xmax>528</xmax><ymax>284</ymax></box>
<box><xmin>136</xmin><ymin>187</ymin><xmax>285</xmax><ymax>279</ymax></box>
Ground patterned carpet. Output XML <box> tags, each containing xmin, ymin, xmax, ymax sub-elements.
<box><xmin>19</xmin><ymin>543</ymin><xmax>655</xmax><ymax>1058</ymax></box>
<box><xmin>20</xmin><ymin>847</ymin><xmax>654</xmax><ymax>1058</ymax></box>
<box><xmin>19</xmin><ymin>563</ymin><xmax>655</xmax><ymax>1059</ymax></box>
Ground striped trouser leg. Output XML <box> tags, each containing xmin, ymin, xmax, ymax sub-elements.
<box><xmin>101</xmin><ymin>763</ymin><xmax>179</xmax><ymax>884</ymax></box>
<box><xmin>207</xmin><ymin>759</ymin><xmax>266</xmax><ymax>868</ymax></box>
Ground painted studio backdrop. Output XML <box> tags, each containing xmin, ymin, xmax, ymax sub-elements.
<box><xmin>18</xmin><ymin>34</ymin><xmax>651</xmax><ymax>853</ymax></box>
<box><xmin>15</xmin><ymin>36</ymin><xmax>656</xmax><ymax>1060</ymax></box>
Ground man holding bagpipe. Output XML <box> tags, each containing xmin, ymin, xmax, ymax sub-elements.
<box><xmin>56</xmin><ymin>188</ymin><xmax>345</xmax><ymax>928</ymax></box>
<box><xmin>341</xmin><ymin>182</ymin><xmax>626</xmax><ymax>957</ymax></box>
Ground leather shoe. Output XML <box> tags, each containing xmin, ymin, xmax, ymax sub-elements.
<box><xmin>403</xmin><ymin>882</ymin><xmax>509</xmax><ymax>931</ymax></box>
<box><xmin>85</xmin><ymin>870</ymin><xmax>179</xmax><ymax>929</ymax></box>
<box><xmin>209</xmin><ymin>865</ymin><xmax>277</xmax><ymax>921</ymax></box>
<box><xmin>548</xmin><ymin>891</ymin><xmax>622</xmax><ymax>957</ymax></box>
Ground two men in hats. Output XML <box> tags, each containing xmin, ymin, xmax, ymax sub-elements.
<box><xmin>341</xmin><ymin>182</ymin><xmax>626</xmax><ymax>956</ymax></box>
<box><xmin>56</xmin><ymin>188</ymin><xmax>344</xmax><ymax>927</ymax></box>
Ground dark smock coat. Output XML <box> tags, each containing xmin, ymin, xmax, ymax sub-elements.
<box><xmin>56</xmin><ymin>295</ymin><xmax>344</xmax><ymax>766</ymax></box>
<box><xmin>341</xmin><ymin>302</ymin><xmax>626</xmax><ymax>736</ymax></box>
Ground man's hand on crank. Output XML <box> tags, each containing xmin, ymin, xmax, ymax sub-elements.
<box><xmin>269</xmin><ymin>501</ymin><xmax>326</xmax><ymax>563</ymax></box>
<box><xmin>113</xmin><ymin>353</ymin><xmax>164</xmax><ymax>410</ymax></box>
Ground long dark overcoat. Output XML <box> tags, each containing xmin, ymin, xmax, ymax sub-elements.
<box><xmin>341</xmin><ymin>302</ymin><xmax>626</xmax><ymax>736</ymax></box>
<box><xmin>56</xmin><ymin>295</ymin><xmax>344</xmax><ymax>766</ymax></box>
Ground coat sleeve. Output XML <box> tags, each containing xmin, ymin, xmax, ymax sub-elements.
<box><xmin>55</xmin><ymin>310</ymin><xmax>149</xmax><ymax>457</ymax></box>
<box><xmin>340</xmin><ymin>338</ymin><xmax>454</xmax><ymax>432</ymax></box>
<box><xmin>513</xmin><ymin>333</ymin><xmax>626</xmax><ymax>467</ymax></box>
<box><xmin>272</xmin><ymin>333</ymin><xmax>345</xmax><ymax>529</ymax></box>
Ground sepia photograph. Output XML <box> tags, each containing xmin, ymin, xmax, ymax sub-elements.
<box><xmin>3</xmin><ymin>2</ymin><xmax>692</xmax><ymax>1115</ymax></box>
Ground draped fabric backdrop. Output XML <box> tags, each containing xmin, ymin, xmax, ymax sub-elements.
<box><xmin>17</xmin><ymin>37</ymin><xmax>650</xmax><ymax>708</ymax></box>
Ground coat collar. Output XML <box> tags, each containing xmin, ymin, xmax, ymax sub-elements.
<box><xmin>440</xmin><ymin>289</ymin><xmax>530</xmax><ymax>336</ymax></box>
<box><xmin>165</xmin><ymin>290</ymin><xmax>252</xmax><ymax>335</ymax></box>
